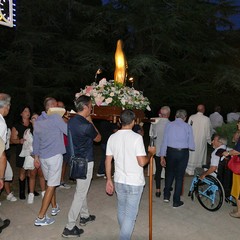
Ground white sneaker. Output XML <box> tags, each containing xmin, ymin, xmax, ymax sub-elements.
<box><xmin>6</xmin><ymin>192</ymin><xmax>17</xmax><ymax>202</ymax></box>
<box><xmin>41</xmin><ymin>191</ymin><xmax>45</xmax><ymax>198</ymax></box>
<box><xmin>27</xmin><ymin>193</ymin><xmax>34</xmax><ymax>204</ymax></box>
<box><xmin>59</xmin><ymin>183</ymin><xmax>71</xmax><ymax>189</ymax></box>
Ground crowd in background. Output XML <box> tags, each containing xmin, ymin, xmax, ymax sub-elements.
<box><xmin>1</xmin><ymin>91</ymin><xmax>240</xmax><ymax>238</ymax></box>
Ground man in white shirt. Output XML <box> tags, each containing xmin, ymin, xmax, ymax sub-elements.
<box><xmin>149</xmin><ymin>106</ymin><xmax>170</xmax><ymax>198</ymax></box>
<box><xmin>186</xmin><ymin>104</ymin><xmax>212</xmax><ymax>175</ymax></box>
<box><xmin>105</xmin><ymin>110</ymin><xmax>155</xmax><ymax>240</ymax></box>
<box><xmin>0</xmin><ymin>94</ymin><xmax>11</xmax><ymax>234</ymax></box>
<box><xmin>199</xmin><ymin>135</ymin><xmax>227</xmax><ymax>179</ymax></box>
<box><xmin>209</xmin><ymin>106</ymin><xmax>224</xmax><ymax>129</ymax></box>
<box><xmin>0</xmin><ymin>93</ymin><xmax>11</xmax><ymax>143</ymax></box>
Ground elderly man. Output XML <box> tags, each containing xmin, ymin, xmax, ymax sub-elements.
<box><xmin>0</xmin><ymin>93</ymin><xmax>16</xmax><ymax>202</ymax></box>
<box><xmin>149</xmin><ymin>106</ymin><xmax>171</xmax><ymax>198</ymax></box>
<box><xmin>33</xmin><ymin>97</ymin><xmax>67</xmax><ymax>226</ymax></box>
<box><xmin>186</xmin><ymin>104</ymin><xmax>212</xmax><ymax>175</ymax></box>
<box><xmin>160</xmin><ymin>109</ymin><xmax>195</xmax><ymax>208</ymax></box>
<box><xmin>199</xmin><ymin>135</ymin><xmax>227</xmax><ymax>179</ymax></box>
<box><xmin>0</xmin><ymin>137</ymin><xmax>10</xmax><ymax>234</ymax></box>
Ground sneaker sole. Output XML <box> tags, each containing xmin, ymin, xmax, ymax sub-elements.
<box><xmin>34</xmin><ymin>221</ymin><xmax>55</xmax><ymax>226</ymax></box>
<box><xmin>51</xmin><ymin>210</ymin><xmax>60</xmax><ymax>216</ymax></box>
<box><xmin>79</xmin><ymin>220</ymin><xmax>95</xmax><ymax>226</ymax></box>
<box><xmin>62</xmin><ymin>233</ymin><xmax>80</xmax><ymax>238</ymax></box>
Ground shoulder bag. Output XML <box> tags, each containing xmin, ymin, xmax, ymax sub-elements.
<box><xmin>228</xmin><ymin>155</ymin><xmax>240</xmax><ymax>175</ymax></box>
<box><xmin>68</xmin><ymin>129</ymin><xmax>88</xmax><ymax>179</ymax></box>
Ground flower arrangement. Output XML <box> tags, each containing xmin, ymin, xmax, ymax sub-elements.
<box><xmin>75</xmin><ymin>78</ymin><xmax>151</xmax><ymax>111</ymax></box>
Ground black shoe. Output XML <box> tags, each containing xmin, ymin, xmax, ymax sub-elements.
<box><xmin>0</xmin><ymin>219</ymin><xmax>10</xmax><ymax>233</ymax></box>
<box><xmin>79</xmin><ymin>215</ymin><xmax>96</xmax><ymax>226</ymax></box>
<box><xmin>155</xmin><ymin>192</ymin><xmax>161</xmax><ymax>198</ymax></box>
<box><xmin>62</xmin><ymin>226</ymin><xmax>84</xmax><ymax>238</ymax></box>
<box><xmin>34</xmin><ymin>191</ymin><xmax>40</xmax><ymax>197</ymax></box>
<box><xmin>173</xmin><ymin>201</ymin><xmax>184</xmax><ymax>208</ymax></box>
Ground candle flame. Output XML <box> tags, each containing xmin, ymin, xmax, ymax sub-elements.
<box><xmin>114</xmin><ymin>40</ymin><xmax>126</xmax><ymax>85</ymax></box>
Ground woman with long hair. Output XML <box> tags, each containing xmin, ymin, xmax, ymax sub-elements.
<box><xmin>11</xmin><ymin>105</ymin><xmax>34</xmax><ymax>199</ymax></box>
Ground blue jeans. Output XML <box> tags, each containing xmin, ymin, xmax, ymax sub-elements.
<box><xmin>164</xmin><ymin>148</ymin><xmax>189</xmax><ymax>204</ymax></box>
<box><xmin>115</xmin><ymin>182</ymin><xmax>143</xmax><ymax>240</ymax></box>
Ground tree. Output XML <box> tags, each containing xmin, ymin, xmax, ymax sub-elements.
<box><xmin>0</xmin><ymin>0</ymin><xmax>240</xmax><ymax>116</ymax></box>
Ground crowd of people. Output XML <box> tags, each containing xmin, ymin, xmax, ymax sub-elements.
<box><xmin>0</xmin><ymin>91</ymin><xmax>240</xmax><ymax>238</ymax></box>
<box><xmin>150</xmin><ymin>104</ymin><xmax>240</xmax><ymax>218</ymax></box>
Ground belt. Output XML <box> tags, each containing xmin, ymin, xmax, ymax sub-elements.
<box><xmin>167</xmin><ymin>146</ymin><xmax>188</xmax><ymax>151</ymax></box>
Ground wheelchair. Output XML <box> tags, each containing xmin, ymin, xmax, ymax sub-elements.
<box><xmin>188</xmin><ymin>174</ymin><xmax>225</xmax><ymax>212</ymax></box>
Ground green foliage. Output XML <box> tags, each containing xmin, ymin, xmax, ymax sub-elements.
<box><xmin>215</xmin><ymin>121</ymin><xmax>238</xmax><ymax>148</ymax></box>
<box><xmin>0</xmin><ymin>0</ymin><xmax>240</xmax><ymax>115</ymax></box>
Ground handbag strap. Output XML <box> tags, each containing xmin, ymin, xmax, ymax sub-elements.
<box><xmin>68</xmin><ymin>128</ymin><xmax>75</xmax><ymax>157</ymax></box>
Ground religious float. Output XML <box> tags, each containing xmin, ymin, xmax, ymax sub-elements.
<box><xmin>75</xmin><ymin>40</ymin><xmax>151</xmax><ymax>123</ymax></box>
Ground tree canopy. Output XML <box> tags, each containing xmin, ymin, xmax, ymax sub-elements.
<box><xmin>0</xmin><ymin>0</ymin><xmax>240</xmax><ymax>117</ymax></box>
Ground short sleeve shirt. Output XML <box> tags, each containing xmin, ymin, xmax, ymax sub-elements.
<box><xmin>0</xmin><ymin>138</ymin><xmax>4</xmax><ymax>155</ymax></box>
<box><xmin>68</xmin><ymin>115</ymin><xmax>98</xmax><ymax>162</ymax></box>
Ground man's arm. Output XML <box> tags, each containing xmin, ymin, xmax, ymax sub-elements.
<box><xmin>199</xmin><ymin>166</ymin><xmax>217</xmax><ymax>180</ymax></box>
<box><xmin>105</xmin><ymin>155</ymin><xmax>114</xmax><ymax>195</ymax></box>
<box><xmin>56</xmin><ymin>115</ymin><xmax>67</xmax><ymax>135</ymax></box>
<box><xmin>0</xmin><ymin>151</ymin><xmax>7</xmax><ymax>190</ymax></box>
<box><xmin>137</xmin><ymin>146</ymin><xmax>156</xmax><ymax>167</ymax></box>
<box><xmin>87</xmin><ymin>116</ymin><xmax>101</xmax><ymax>143</ymax></box>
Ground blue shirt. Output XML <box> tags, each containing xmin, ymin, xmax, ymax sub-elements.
<box><xmin>160</xmin><ymin>118</ymin><xmax>195</xmax><ymax>156</ymax></box>
<box><xmin>67</xmin><ymin>115</ymin><xmax>98</xmax><ymax>162</ymax></box>
<box><xmin>33</xmin><ymin>112</ymin><xmax>67</xmax><ymax>158</ymax></box>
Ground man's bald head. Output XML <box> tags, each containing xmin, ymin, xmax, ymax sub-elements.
<box><xmin>197</xmin><ymin>104</ymin><xmax>205</xmax><ymax>113</ymax></box>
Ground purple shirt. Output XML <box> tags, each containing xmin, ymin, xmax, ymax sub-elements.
<box><xmin>33</xmin><ymin>111</ymin><xmax>67</xmax><ymax>158</ymax></box>
<box><xmin>160</xmin><ymin>118</ymin><xmax>195</xmax><ymax>157</ymax></box>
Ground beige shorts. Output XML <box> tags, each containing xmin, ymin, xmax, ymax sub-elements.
<box><xmin>40</xmin><ymin>154</ymin><xmax>63</xmax><ymax>187</ymax></box>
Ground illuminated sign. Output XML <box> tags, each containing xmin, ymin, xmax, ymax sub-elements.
<box><xmin>0</xmin><ymin>0</ymin><xmax>16</xmax><ymax>27</ymax></box>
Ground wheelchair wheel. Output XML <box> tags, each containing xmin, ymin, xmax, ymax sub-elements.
<box><xmin>196</xmin><ymin>175</ymin><xmax>225</xmax><ymax>211</ymax></box>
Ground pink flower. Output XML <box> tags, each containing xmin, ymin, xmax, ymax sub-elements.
<box><xmin>86</xmin><ymin>86</ymin><xmax>93</xmax><ymax>94</ymax></box>
<box><xmin>94</xmin><ymin>96</ymin><xmax>105</xmax><ymax>106</ymax></box>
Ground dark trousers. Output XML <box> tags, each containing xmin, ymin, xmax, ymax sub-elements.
<box><xmin>217</xmin><ymin>160</ymin><xmax>233</xmax><ymax>198</ymax></box>
<box><xmin>154</xmin><ymin>156</ymin><xmax>163</xmax><ymax>190</ymax></box>
<box><xmin>97</xmin><ymin>143</ymin><xmax>106</xmax><ymax>174</ymax></box>
<box><xmin>164</xmin><ymin>147</ymin><xmax>189</xmax><ymax>204</ymax></box>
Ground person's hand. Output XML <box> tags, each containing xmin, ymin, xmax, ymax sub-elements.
<box><xmin>19</xmin><ymin>138</ymin><xmax>25</xmax><ymax>144</ymax></box>
<box><xmin>160</xmin><ymin>157</ymin><xmax>166</xmax><ymax>167</ymax></box>
<box><xmin>148</xmin><ymin>146</ymin><xmax>156</xmax><ymax>156</ymax></box>
<box><xmin>199</xmin><ymin>174</ymin><xmax>205</xmax><ymax>180</ymax></box>
<box><xmin>106</xmin><ymin>179</ymin><xmax>114</xmax><ymax>196</ymax></box>
<box><xmin>34</xmin><ymin>157</ymin><xmax>41</xmax><ymax>169</ymax></box>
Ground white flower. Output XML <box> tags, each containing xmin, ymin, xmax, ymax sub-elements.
<box><xmin>105</xmin><ymin>97</ymin><xmax>113</xmax><ymax>104</ymax></box>
<box><xmin>75</xmin><ymin>78</ymin><xmax>150</xmax><ymax>111</ymax></box>
<box><xmin>121</xmin><ymin>99</ymin><xmax>126</xmax><ymax>105</ymax></box>
<box><xmin>147</xmin><ymin>105</ymin><xmax>151</xmax><ymax>111</ymax></box>
<box><xmin>99</xmin><ymin>78</ymin><xmax>107</xmax><ymax>87</ymax></box>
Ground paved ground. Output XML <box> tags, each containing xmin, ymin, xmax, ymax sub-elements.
<box><xmin>0</xmin><ymin>145</ymin><xmax>239</xmax><ymax>239</ymax></box>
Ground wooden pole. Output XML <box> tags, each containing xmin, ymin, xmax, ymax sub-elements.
<box><xmin>149</xmin><ymin>155</ymin><xmax>153</xmax><ymax>240</ymax></box>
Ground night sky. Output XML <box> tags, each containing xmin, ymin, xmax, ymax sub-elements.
<box><xmin>101</xmin><ymin>0</ymin><xmax>240</xmax><ymax>30</ymax></box>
